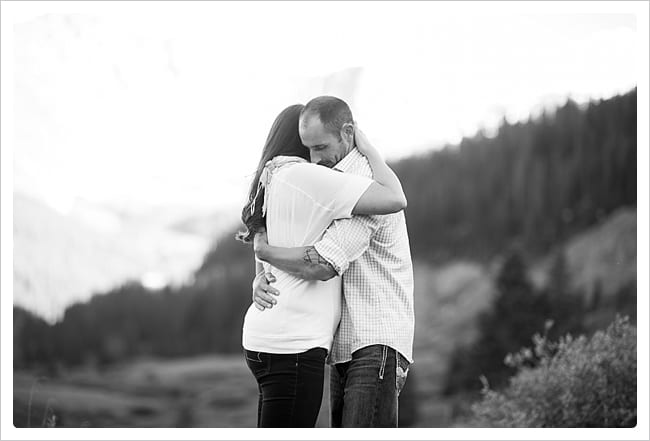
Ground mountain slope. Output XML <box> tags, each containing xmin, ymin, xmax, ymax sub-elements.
<box><xmin>531</xmin><ymin>207</ymin><xmax>636</xmax><ymax>301</ymax></box>
<box><xmin>13</xmin><ymin>193</ymin><xmax>219</xmax><ymax>322</ymax></box>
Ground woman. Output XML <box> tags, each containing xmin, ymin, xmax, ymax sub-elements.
<box><xmin>237</xmin><ymin>104</ymin><xmax>406</xmax><ymax>427</ymax></box>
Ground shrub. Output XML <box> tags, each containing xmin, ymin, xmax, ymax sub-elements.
<box><xmin>470</xmin><ymin>315</ymin><xmax>636</xmax><ymax>427</ymax></box>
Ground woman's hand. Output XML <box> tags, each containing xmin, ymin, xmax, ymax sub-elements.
<box><xmin>354</xmin><ymin>126</ymin><xmax>380</xmax><ymax>158</ymax></box>
<box><xmin>349</xmin><ymin>126</ymin><xmax>407</xmax><ymax>215</ymax></box>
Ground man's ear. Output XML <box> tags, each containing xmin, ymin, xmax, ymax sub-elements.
<box><xmin>341</xmin><ymin>123</ymin><xmax>354</xmax><ymax>144</ymax></box>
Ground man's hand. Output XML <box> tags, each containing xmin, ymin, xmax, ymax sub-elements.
<box><xmin>252</xmin><ymin>270</ymin><xmax>279</xmax><ymax>311</ymax></box>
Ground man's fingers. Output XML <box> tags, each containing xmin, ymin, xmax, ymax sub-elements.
<box><xmin>260</xmin><ymin>281</ymin><xmax>279</xmax><ymax>296</ymax></box>
<box><xmin>255</xmin><ymin>297</ymin><xmax>274</xmax><ymax>309</ymax></box>
<box><xmin>255</xmin><ymin>289</ymin><xmax>277</xmax><ymax>305</ymax></box>
<box><xmin>252</xmin><ymin>270</ymin><xmax>279</xmax><ymax>310</ymax></box>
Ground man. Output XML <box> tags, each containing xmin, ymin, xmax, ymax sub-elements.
<box><xmin>253</xmin><ymin>96</ymin><xmax>414</xmax><ymax>428</ymax></box>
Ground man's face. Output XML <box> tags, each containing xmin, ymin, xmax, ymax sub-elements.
<box><xmin>299</xmin><ymin>114</ymin><xmax>352</xmax><ymax>168</ymax></box>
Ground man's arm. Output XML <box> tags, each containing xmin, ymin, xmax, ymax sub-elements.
<box><xmin>254</xmin><ymin>216</ymin><xmax>376</xmax><ymax>282</ymax></box>
<box><xmin>254</xmin><ymin>231</ymin><xmax>337</xmax><ymax>281</ymax></box>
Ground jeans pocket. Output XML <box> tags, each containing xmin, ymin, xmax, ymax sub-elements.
<box><xmin>350</xmin><ymin>345</ymin><xmax>389</xmax><ymax>380</ymax></box>
<box><xmin>395</xmin><ymin>353</ymin><xmax>409</xmax><ymax>396</ymax></box>
<box><xmin>244</xmin><ymin>349</ymin><xmax>264</xmax><ymax>363</ymax></box>
<box><xmin>244</xmin><ymin>350</ymin><xmax>269</xmax><ymax>377</ymax></box>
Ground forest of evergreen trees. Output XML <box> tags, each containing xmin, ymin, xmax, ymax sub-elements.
<box><xmin>14</xmin><ymin>230</ymin><xmax>255</xmax><ymax>368</ymax></box>
<box><xmin>392</xmin><ymin>89</ymin><xmax>636</xmax><ymax>262</ymax></box>
<box><xmin>14</xmin><ymin>89</ymin><xmax>637</xmax><ymax>370</ymax></box>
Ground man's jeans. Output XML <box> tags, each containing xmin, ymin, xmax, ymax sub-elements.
<box><xmin>330</xmin><ymin>345</ymin><xmax>410</xmax><ymax>427</ymax></box>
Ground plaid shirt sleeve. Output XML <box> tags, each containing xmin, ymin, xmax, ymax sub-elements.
<box><xmin>313</xmin><ymin>216</ymin><xmax>377</xmax><ymax>276</ymax></box>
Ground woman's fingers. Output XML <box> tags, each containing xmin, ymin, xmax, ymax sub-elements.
<box><xmin>355</xmin><ymin>126</ymin><xmax>366</xmax><ymax>142</ymax></box>
<box><xmin>354</xmin><ymin>126</ymin><xmax>373</xmax><ymax>154</ymax></box>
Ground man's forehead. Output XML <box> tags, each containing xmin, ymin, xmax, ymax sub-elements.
<box><xmin>299</xmin><ymin>113</ymin><xmax>322</xmax><ymax>130</ymax></box>
<box><xmin>300</xmin><ymin>116</ymin><xmax>329</xmax><ymax>139</ymax></box>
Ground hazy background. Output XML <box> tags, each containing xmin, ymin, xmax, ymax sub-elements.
<box><xmin>8</xmin><ymin>2</ymin><xmax>639</xmax><ymax>429</ymax></box>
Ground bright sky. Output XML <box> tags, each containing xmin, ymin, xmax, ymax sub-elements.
<box><xmin>9</xmin><ymin>2</ymin><xmax>638</xmax><ymax>215</ymax></box>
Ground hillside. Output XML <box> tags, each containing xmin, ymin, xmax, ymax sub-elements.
<box><xmin>409</xmin><ymin>206</ymin><xmax>636</xmax><ymax>423</ymax></box>
<box><xmin>531</xmin><ymin>208</ymin><xmax>636</xmax><ymax>298</ymax></box>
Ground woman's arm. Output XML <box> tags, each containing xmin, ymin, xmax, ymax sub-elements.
<box><xmin>351</xmin><ymin>127</ymin><xmax>407</xmax><ymax>215</ymax></box>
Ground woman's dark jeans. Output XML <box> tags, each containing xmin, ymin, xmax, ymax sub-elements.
<box><xmin>243</xmin><ymin>347</ymin><xmax>327</xmax><ymax>428</ymax></box>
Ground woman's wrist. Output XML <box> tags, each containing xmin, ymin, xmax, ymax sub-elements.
<box><xmin>367</xmin><ymin>150</ymin><xmax>386</xmax><ymax>172</ymax></box>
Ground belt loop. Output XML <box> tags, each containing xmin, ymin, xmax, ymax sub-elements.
<box><xmin>379</xmin><ymin>345</ymin><xmax>388</xmax><ymax>380</ymax></box>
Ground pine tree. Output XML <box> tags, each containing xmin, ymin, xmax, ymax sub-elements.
<box><xmin>443</xmin><ymin>250</ymin><xmax>550</xmax><ymax>394</ymax></box>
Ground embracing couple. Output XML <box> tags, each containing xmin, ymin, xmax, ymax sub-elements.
<box><xmin>237</xmin><ymin>96</ymin><xmax>415</xmax><ymax>428</ymax></box>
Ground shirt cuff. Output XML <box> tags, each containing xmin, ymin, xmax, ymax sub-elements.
<box><xmin>314</xmin><ymin>238</ymin><xmax>350</xmax><ymax>276</ymax></box>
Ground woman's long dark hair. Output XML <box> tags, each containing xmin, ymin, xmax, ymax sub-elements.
<box><xmin>236</xmin><ymin>104</ymin><xmax>310</xmax><ymax>243</ymax></box>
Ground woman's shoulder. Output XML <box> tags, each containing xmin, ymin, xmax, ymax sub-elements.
<box><xmin>283</xmin><ymin>161</ymin><xmax>317</xmax><ymax>172</ymax></box>
<box><xmin>262</xmin><ymin>156</ymin><xmax>306</xmax><ymax>182</ymax></box>
<box><xmin>277</xmin><ymin>161</ymin><xmax>318</xmax><ymax>179</ymax></box>
<box><xmin>279</xmin><ymin>162</ymin><xmax>341</xmax><ymax>184</ymax></box>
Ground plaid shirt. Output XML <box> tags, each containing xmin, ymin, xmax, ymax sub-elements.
<box><xmin>314</xmin><ymin>149</ymin><xmax>415</xmax><ymax>364</ymax></box>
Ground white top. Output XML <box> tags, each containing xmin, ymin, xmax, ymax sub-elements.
<box><xmin>242</xmin><ymin>159</ymin><xmax>373</xmax><ymax>354</ymax></box>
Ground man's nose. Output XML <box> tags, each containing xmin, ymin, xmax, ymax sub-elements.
<box><xmin>310</xmin><ymin>152</ymin><xmax>320</xmax><ymax>164</ymax></box>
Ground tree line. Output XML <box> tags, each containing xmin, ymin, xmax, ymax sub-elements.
<box><xmin>392</xmin><ymin>89</ymin><xmax>636</xmax><ymax>262</ymax></box>
<box><xmin>14</xmin><ymin>233</ymin><xmax>255</xmax><ymax>368</ymax></box>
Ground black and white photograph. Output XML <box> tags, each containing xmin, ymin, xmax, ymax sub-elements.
<box><xmin>1</xmin><ymin>1</ymin><xmax>648</xmax><ymax>439</ymax></box>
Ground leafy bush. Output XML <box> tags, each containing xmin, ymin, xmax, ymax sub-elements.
<box><xmin>471</xmin><ymin>315</ymin><xmax>636</xmax><ymax>427</ymax></box>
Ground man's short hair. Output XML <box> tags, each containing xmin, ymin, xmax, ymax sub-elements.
<box><xmin>301</xmin><ymin>96</ymin><xmax>353</xmax><ymax>139</ymax></box>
